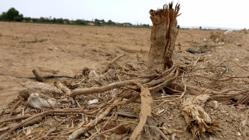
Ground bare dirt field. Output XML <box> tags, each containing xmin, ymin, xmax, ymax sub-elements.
<box><xmin>0</xmin><ymin>22</ymin><xmax>249</xmax><ymax>139</ymax></box>
<box><xmin>0</xmin><ymin>22</ymin><xmax>151</xmax><ymax>105</ymax></box>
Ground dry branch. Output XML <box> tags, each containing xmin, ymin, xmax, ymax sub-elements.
<box><xmin>102</xmin><ymin>54</ymin><xmax>125</xmax><ymax>73</ymax></box>
<box><xmin>0</xmin><ymin>114</ymin><xmax>31</xmax><ymax>124</ymax></box>
<box><xmin>71</xmin><ymin>80</ymin><xmax>138</xmax><ymax>97</ymax></box>
<box><xmin>87</xmin><ymin>123</ymin><xmax>129</xmax><ymax>140</ymax></box>
<box><xmin>145</xmin><ymin>66</ymin><xmax>176</xmax><ymax>87</ymax></box>
<box><xmin>68</xmin><ymin>98</ymin><xmax>126</xmax><ymax>140</ymax></box>
<box><xmin>0</xmin><ymin>109</ymin><xmax>91</xmax><ymax>140</ymax></box>
<box><xmin>0</xmin><ymin>127</ymin><xmax>9</xmax><ymax>133</ymax></box>
<box><xmin>32</xmin><ymin>68</ymin><xmax>74</xmax><ymax>82</ymax></box>
<box><xmin>130</xmin><ymin>86</ymin><xmax>153</xmax><ymax>140</ymax></box>
<box><xmin>150</xmin><ymin>68</ymin><xmax>179</xmax><ymax>93</ymax></box>
<box><xmin>55</xmin><ymin>81</ymin><xmax>72</xmax><ymax>96</ymax></box>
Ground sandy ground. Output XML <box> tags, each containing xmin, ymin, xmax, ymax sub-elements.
<box><xmin>0</xmin><ymin>22</ymin><xmax>151</xmax><ymax>105</ymax></box>
<box><xmin>0</xmin><ymin>22</ymin><xmax>249</xmax><ymax>139</ymax></box>
<box><xmin>1</xmin><ymin>22</ymin><xmax>249</xmax><ymax>106</ymax></box>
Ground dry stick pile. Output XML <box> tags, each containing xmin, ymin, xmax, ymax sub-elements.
<box><xmin>0</xmin><ymin>62</ymin><xmax>180</xmax><ymax>140</ymax></box>
<box><xmin>1</xmin><ymin>2</ymin><xmax>249</xmax><ymax>140</ymax></box>
<box><xmin>0</xmin><ymin>60</ymin><xmax>248</xmax><ymax>140</ymax></box>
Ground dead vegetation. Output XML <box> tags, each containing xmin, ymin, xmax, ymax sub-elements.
<box><xmin>148</xmin><ymin>3</ymin><xmax>180</xmax><ymax>70</ymax></box>
<box><xmin>0</xmin><ymin>2</ymin><xmax>249</xmax><ymax>140</ymax></box>
<box><xmin>1</xmin><ymin>50</ymin><xmax>248</xmax><ymax>139</ymax></box>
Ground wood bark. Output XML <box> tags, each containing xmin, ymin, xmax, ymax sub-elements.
<box><xmin>148</xmin><ymin>3</ymin><xmax>180</xmax><ymax>70</ymax></box>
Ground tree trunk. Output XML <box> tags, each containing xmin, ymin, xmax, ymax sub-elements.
<box><xmin>148</xmin><ymin>3</ymin><xmax>180</xmax><ymax>70</ymax></box>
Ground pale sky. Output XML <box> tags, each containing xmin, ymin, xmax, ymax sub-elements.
<box><xmin>0</xmin><ymin>0</ymin><xmax>249</xmax><ymax>29</ymax></box>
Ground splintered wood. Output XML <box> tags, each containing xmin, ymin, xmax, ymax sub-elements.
<box><xmin>148</xmin><ymin>3</ymin><xmax>180</xmax><ymax>70</ymax></box>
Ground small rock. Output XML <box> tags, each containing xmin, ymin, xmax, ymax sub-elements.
<box><xmin>186</xmin><ymin>48</ymin><xmax>206</xmax><ymax>54</ymax></box>
<box><xmin>88</xmin><ymin>99</ymin><xmax>99</xmax><ymax>105</ymax></box>
<box><xmin>209</xmin><ymin>101</ymin><xmax>219</xmax><ymax>109</ymax></box>
<box><xmin>27</xmin><ymin>93</ymin><xmax>57</xmax><ymax>109</ymax></box>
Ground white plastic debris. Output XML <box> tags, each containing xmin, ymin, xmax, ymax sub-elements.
<box><xmin>27</xmin><ymin>93</ymin><xmax>57</xmax><ymax>109</ymax></box>
<box><xmin>87</xmin><ymin>99</ymin><xmax>99</xmax><ymax>105</ymax></box>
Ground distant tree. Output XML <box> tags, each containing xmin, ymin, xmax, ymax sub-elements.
<box><xmin>39</xmin><ymin>17</ymin><xmax>50</xmax><ymax>23</ymax></box>
<box><xmin>107</xmin><ymin>20</ymin><xmax>115</xmax><ymax>25</ymax></box>
<box><xmin>0</xmin><ymin>8</ymin><xmax>23</xmax><ymax>21</ymax></box>
<box><xmin>94</xmin><ymin>19</ymin><xmax>105</xmax><ymax>26</ymax></box>
<box><xmin>23</xmin><ymin>17</ymin><xmax>32</xmax><ymax>22</ymax></box>
<box><xmin>54</xmin><ymin>18</ymin><xmax>64</xmax><ymax>24</ymax></box>
<box><xmin>0</xmin><ymin>8</ymin><xmax>151</xmax><ymax>28</ymax></box>
<box><xmin>75</xmin><ymin>19</ymin><xmax>88</xmax><ymax>25</ymax></box>
<box><xmin>62</xmin><ymin>19</ymin><xmax>70</xmax><ymax>24</ymax></box>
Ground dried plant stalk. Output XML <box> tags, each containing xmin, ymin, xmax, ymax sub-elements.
<box><xmin>148</xmin><ymin>2</ymin><xmax>180</xmax><ymax>70</ymax></box>
<box><xmin>181</xmin><ymin>94</ymin><xmax>219</xmax><ymax>138</ymax></box>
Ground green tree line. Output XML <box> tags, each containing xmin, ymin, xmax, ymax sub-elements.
<box><xmin>0</xmin><ymin>8</ymin><xmax>150</xmax><ymax>28</ymax></box>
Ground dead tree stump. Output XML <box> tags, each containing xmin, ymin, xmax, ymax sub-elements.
<box><xmin>148</xmin><ymin>3</ymin><xmax>180</xmax><ymax>70</ymax></box>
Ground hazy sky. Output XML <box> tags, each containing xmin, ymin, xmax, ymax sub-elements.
<box><xmin>1</xmin><ymin>0</ymin><xmax>249</xmax><ymax>29</ymax></box>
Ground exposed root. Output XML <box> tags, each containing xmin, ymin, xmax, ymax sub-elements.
<box><xmin>130</xmin><ymin>86</ymin><xmax>153</xmax><ymax>140</ymax></box>
<box><xmin>71</xmin><ymin>80</ymin><xmax>138</xmax><ymax>97</ymax></box>
<box><xmin>102</xmin><ymin>54</ymin><xmax>125</xmax><ymax>73</ymax></box>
